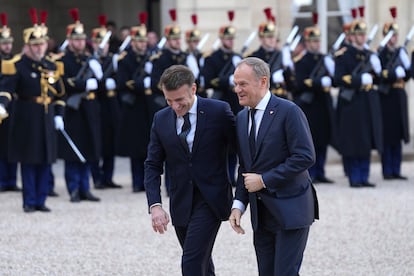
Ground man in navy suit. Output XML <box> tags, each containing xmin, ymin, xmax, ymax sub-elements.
<box><xmin>144</xmin><ymin>65</ymin><xmax>236</xmax><ymax>276</ymax></box>
<box><xmin>229</xmin><ymin>57</ymin><xmax>318</xmax><ymax>275</ymax></box>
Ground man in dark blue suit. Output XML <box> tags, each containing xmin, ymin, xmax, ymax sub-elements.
<box><xmin>229</xmin><ymin>57</ymin><xmax>318</xmax><ymax>275</ymax></box>
<box><xmin>144</xmin><ymin>65</ymin><xmax>236</xmax><ymax>276</ymax></box>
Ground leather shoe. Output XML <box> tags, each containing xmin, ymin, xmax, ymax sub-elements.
<box><xmin>48</xmin><ymin>190</ymin><xmax>59</xmax><ymax>197</ymax></box>
<box><xmin>393</xmin><ymin>174</ymin><xmax>407</xmax><ymax>180</ymax></box>
<box><xmin>361</xmin><ymin>182</ymin><xmax>376</xmax><ymax>188</ymax></box>
<box><xmin>350</xmin><ymin>182</ymin><xmax>362</xmax><ymax>188</ymax></box>
<box><xmin>80</xmin><ymin>191</ymin><xmax>100</xmax><ymax>202</ymax></box>
<box><xmin>313</xmin><ymin>176</ymin><xmax>334</xmax><ymax>184</ymax></box>
<box><xmin>36</xmin><ymin>205</ymin><xmax>51</xmax><ymax>212</ymax></box>
<box><xmin>133</xmin><ymin>186</ymin><xmax>145</xmax><ymax>193</ymax></box>
<box><xmin>23</xmin><ymin>206</ymin><xmax>36</xmax><ymax>213</ymax></box>
<box><xmin>383</xmin><ymin>175</ymin><xmax>394</xmax><ymax>180</ymax></box>
<box><xmin>105</xmin><ymin>181</ymin><xmax>122</xmax><ymax>189</ymax></box>
<box><xmin>94</xmin><ymin>181</ymin><xmax>106</xmax><ymax>189</ymax></box>
<box><xmin>70</xmin><ymin>189</ymin><xmax>81</xmax><ymax>203</ymax></box>
<box><xmin>0</xmin><ymin>186</ymin><xmax>22</xmax><ymax>192</ymax></box>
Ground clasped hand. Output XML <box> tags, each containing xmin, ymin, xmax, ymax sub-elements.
<box><xmin>150</xmin><ymin>206</ymin><xmax>170</xmax><ymax>234</ymax></box>
<box><xmin>242</xmin><ymin>173</ymin><xmax>264</xmax><ymax>192</ymax></box>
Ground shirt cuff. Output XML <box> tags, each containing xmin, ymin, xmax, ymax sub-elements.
<box><xmin>232</xmin><ymin>199</ymin><xmax>246</xmax><ymax>213</ymax></box>
<box><xmin>149</xmin><ymin>203</ymin><xmax>162</xmax><ymax>214</ymax></box>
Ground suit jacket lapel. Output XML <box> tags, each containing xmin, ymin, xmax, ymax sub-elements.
<box><xmin>255</xmin><ymin>95</ymin><xmax>278</xmax><ymax>160</ymax></box>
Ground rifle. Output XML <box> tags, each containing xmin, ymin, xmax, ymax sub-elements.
<box><xmin>269</xmin><ymin>25</ymin><xmax>299</xmax><ymax>74</ymax></box>
<box><xmin>196</xmin><ymin>33</ymin><xmax>210</xmax><ymax>52</ymax></box>
<box><xmin>340</xmin><ymin>30</ymin><xmax>394</xmax><ymax>102</ymax></box>
<box><xmin>121</xmin><ymin>53</ymin><xmax>150</xmax><ymax>105</ymax></box>
<box><xmin>378</xmin><ymin>25</ymin><xmax>414</xmax><ymax>94</ymax></box>
<box><xmin>102</xmin><ymin>35</ymin><xmax>131</xmax><ymax>80</ymax></box>
<box><xmin>240</xmin><ymin>31</ymin><xmax>257</xmax><ymax>56</ymax></box>
<box><xmin>66</xmin><ymin>31</ymin><xmax>112</xmax><ymax>109</ymax></box>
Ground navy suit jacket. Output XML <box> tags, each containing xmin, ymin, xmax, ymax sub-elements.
<box><xmin>235</xmin><ymin>94</ymin><xmax>318</xmax><ymax>230</ymax></box>
<box><xmin>145</xmin><ymin>96</ymin><xmax>236</xmax><ymax>226</ymax></box>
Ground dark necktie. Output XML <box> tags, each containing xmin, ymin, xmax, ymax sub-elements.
<box><xmin>179</xmin><ymin>113</ymin><xmax>191</xmax><ymax>152</ymax></box>
<box><xmin>249</xmin><ymin>109</ymin><xmax>257</xmax><ymax>158</ymax></box>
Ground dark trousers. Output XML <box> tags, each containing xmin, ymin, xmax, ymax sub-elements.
<box><xmin>48</xmin><ymin>166</ymin><xmax>55</xmax><ymax>193</ymax></box>
<box><xmin>254</xmin><ymin>200</ymin><xmax>309</xmax><ymax>276</ymax></box>
<box><xmin>21</xmin><ymin>163</ymin><xmax>49</xmax><ymax>208</ymax></box>
<box><xmin>309</xmin><ymin>145</ymin><xmax>327</xmax><ymax>179</ymax></box>
<box><xmin>131</xmin><ymin>157</ymin><xmax>145</xmax><ymax>190</ymax></box>
<box><xmin>381</xmin><ymin>143</ymin><xmax>402</xmax><ymax>177</ymax></box>
<box><xmin>174</xmin><ymin>188</ymin><xmax>220</xmax><ymax>276</ymax></box>
<box><xmin>65</xmin><ymin>161</ymin><xmax>90</xmax><ymax>194</ymax></box>
<box><xmin>228</xmin><ymin>153</ymin><xmax>237</xmax><ymax>185</ymax></box>
<box><xmin>90</xmin><ymin>157</ymin><xmax>115</xmax><ymax>184</ymax></box>
<box><xmin>0</xmin><ymin>159</ymin><xmax>17</xmax><ymax>188</ymax></box>
<box><xmin>343</xmin><ymin>156</ymin><xmax>370</xmax><ymax>184</ymax></box>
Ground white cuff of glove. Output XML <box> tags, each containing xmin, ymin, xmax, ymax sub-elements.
<box><xmin>144</xmin><ymin>76</ymin><xmax>151</xmax><ymax>89</ymax></box>
<box><xmin>282</xmin><ymin>45</ymin><xmax>294</xmax><ymax>70</ymax></box>
<box><xmin>229</xmin><ymin>74</ymin><xmax>235</xmax><ymax>86</ymax></box>
<box><xmin>144</xmin><ymin>61</ymin><xmax>153</xmax><ymax>75</ymax></box>
<box><xmin>369</xmin><ymin>54</ymin><xmax>382</xmax><ymax>75</ymax></box>
<box><xmin>105</xmin><ymin>78</ymin><xmax>116</xmax><ymax>90</ymax></box>
<box><xmin>54</xmin><ymin>115</ymin><xmax>64</xmax><ymax>130</ymax></box>
<box><xmin>88</xmin><ymin>59</ymin><xmax>103</xmax><ymax>80</ymax></box>
<box><xmin>395</xmin><ymin>66</ymin><xmax>406</xmax><ymax>78</ymax></box>
<box><xmin>361</xmin><ymin>73</ymin><xmax>373</xmax><ymax>85</ymax></box>
<box><xmin>86</xmin><ymin>78</ymin><xmax>98</xmax><ymax>91</ymax></box>
<box><xmin>399</xmin><ymin>48</ymin><xmax>411</xmax><ymax>70</ymax></box>
<box><xmin>324</xmin><ymin>56</ymin><xmax>335</xmax><ymax>76</ymax></box>
<box><xmin>186</xmin><ymin>54</ymin><xmax>200</xmax><ymax>79</ymax></box>
<box><xmin>272</xmin><ymin>69</ymin><xmax>284</xmax><ymax>83</ymax></box>
<box><xmin>112</xmin><ymin>54</ymin><xmax>119</xmax><ymax>72</ymax></box>
<box><xmin>321</xmin><ymin>76</ymin><xmax>332</xmax><ymax>87</ymax></box>
<box><xmin>0</xmin><ymin>104</ymin><xmax>7</xmax><ymax>116</ymax></box>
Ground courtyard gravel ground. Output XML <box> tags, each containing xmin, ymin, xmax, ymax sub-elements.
<box><xmin>1</xmin><ymin>151</ymin><xmax>413</xmax><ymax>275</ymax></box>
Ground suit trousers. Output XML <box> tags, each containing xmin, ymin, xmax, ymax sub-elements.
<box><xmin>65</xmin><ymin>161</ymin><xmax>90</xmax><ymax>193</ymax></box>
<box><xmin>0</xmin><ymin>159</ymin><xmax>17</xmax><ymax>188</ymax></box>
<box><xmin>174</xmin><ymin>187</ymin><xmax>221</xmax><ymax>276</ymax></box>
<box><xmin>254</xmin><ymin>199</ymin><xmax>310</xmax><ymax>276</ymax></box>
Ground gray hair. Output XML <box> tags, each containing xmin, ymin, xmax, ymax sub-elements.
<box><xmin>159</xmin><ymin>65</ymin><xmax>195</xmax><ymax>91</ymax></box>
<box><xmin>236</xmin><ymin>57</ymin><xmax>270</xmax><ymax>89</ymax></box>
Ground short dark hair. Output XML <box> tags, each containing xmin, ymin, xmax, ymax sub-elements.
<box><xmin>159</xmin><ymin>65</ymin><xmax>195</xmax><ymax>91</ymax></box>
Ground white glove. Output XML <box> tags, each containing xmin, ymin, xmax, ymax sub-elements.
<box><xmin>112</xmin><ymin>54</ymin><xmax>119</xmax><ymax>72</ymax></box>
<box><xmin>399</xmin><ymin>48</ymin><xmax>411</xmax><ymax>70</ymax></box>
<box><xmin>369</xmin><ymin>54</ymin><xmax>382</xmax><ymax>75</ymax></box>
<box><xmin>54</xmin><ymin>115</ymin><xmax>64</xmax><ymax>130</ymax></box>
<box><xmin>395</xmin><ymin>65</ymin><xmax>406</xmax><ymax>78</ymax></box>
<box><xmin>105</xmin><ymin>78</ymin><xmax>116</xmax><ymax>90</ymax></box>
<box><xmin>144</xmin><ymin>61</ymin><xmax>153</xmax><ymax>74</ymax></box>
<box><xmin>361</xmin><ymin>73</ymin><xmax>373</xmax><ymax>85</ymax></box>
<box><xmin>324</xmin><ymin>56</ymin><xmax>335</xmax><ymax>76</ymax></box>
<box><xmin>86</xmin><ymin>78</ymin><xmax>98</xmax><ymax>91</ymax></box>
<box><xmin>282</xmin><ymin>45</ymin><xmax>294</xmax><ymax>70</ymax></box>
<box><xmin>232</xmin><ymin>55</ymin><xmax>242</xmax><ymax>68</ymax></box>
<box><xmin>363</xmin><ymin>43</ymin><xmax>370</xmax><ymax>50</ymax></box>
<box><xmin>321</xmin><ymin>76</ymin><xmax>332</xmax><ymax>87</ymax></box>
<box><xmin>272</xmin><ymin>69</ymin><xmax>284</xmax><ymax>83</ymax></box>
<box><xmin>186</xmin><ymin>54</ymin><xmax>199</xmax><ymax>78</ymax></box>
<box><xmin>144</xmin><ymin>76</ymin><xmax>151</xmax><ymax>89</ymax></box>
<box><xmin>228</xmin><ymin>74</ymin><xmax>234</xmax><ymax>86</ymax></box>
<box><xmin>88</xmin><ymin>59</ymin><xmax>103</xmax><ymax>80</ymax></box>
<box><xmin>0</xmin><ymin>104</ymin><xmax>8</xmax><ymax>118</ymax></box>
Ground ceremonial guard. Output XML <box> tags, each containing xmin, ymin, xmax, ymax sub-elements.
<box><xmin>185</xmin><ymin>13</ymin><xmax>206</xmax><ymax>97</ymax></box>
<box><xmin>249</xmin><ymin>7</ymin><xmax>293</xmax><ymax>99</ymax></box>
<box><xmin>0</xmin><ymin>13</ymin><xmax>19</xmax><ymax>192</ymax></box>
<box><xmin>292</xmin><ymin>13</ymin><xmax>334</xmax><ymax>183</ymax></box>
<box><xmin>377</xmin><ymin>7</ymin><xmax>410</xmax><ymax>180</ymax></box>
<box><xmin>333</xmin><ymin>7</ymin><xmax>383</xmax><ymax>187</ymax></box>
<box><xmin>0</xmin><ymin>9</ymin><xmax>65</xmax><ymax>212</ymax></box>
<box><xmin>116</xmin><ymin>12</ymin><xmax>152</xmax><ymax>193</ymax></box>
<box><xmin>202</xmin><ymin>10</ymin><xmax>241</xmax><ymax>185</ymax></box>
<box><xmin>149</xmin><ymin>9</ymin><xmax>189</xmax><ymax>118</ymax></box>
<box><xmin>58</xmin><ymin>8</ymin><xmax>101</xmax><ymax>202</ymax></box>
<box><xmin>89</xmin><ymin>15</ymin><xmax>122</xmax><ymax>189</ymax></box>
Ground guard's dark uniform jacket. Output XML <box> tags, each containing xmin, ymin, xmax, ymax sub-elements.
<box><xmin>333</xmin><ymin>45</ymin><xmax>383</xmax><ymax>158</ymax></box>
<box><xmin>0</xmin><ymin>54</ymin><xmax>65</xmax><ymax>164</ymax></box>
<box><xmin>378</xmin><ymin>46</ymin><xmax>410</xmax><ymax>145</ymax></box>
<box><xmin>150</xmin><ymin>48</ymin><xmax>187</xmax><ymax>118</ymax></box>
<box><xmin>116</xmin><ymin>49</ymin><xmax>151</xmax><ymax>159</ymax></box>
<box><xmin>96</xmin><ymin>53</ymin><xmax>120</xmax><ymax>159</ymax></box>
<box><xmin>58</xmin><ymin>49</ymin><xmax>101</xmax><ymax>162</ymax></box>
<box><xmin>202</xmin><ymin>48</ymin><xmax>242</xmax><ymax>115</ymax></box>
<box><xmin>293</xmin><ymin>51</ymin><xmax>333</xmax><ymax>149</ymax></box>
<box><xmin>249</xmin><ymin>46</ymin><xmax>291</xmax><ymax>98</ymax></box>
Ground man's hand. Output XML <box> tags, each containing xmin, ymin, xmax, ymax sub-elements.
<box><xmin>242</xmin><ymin>173</ymin><xmax>264</xmax><ymax>192</ymax></box>
<box><xmin>150</xmin><ymin>205</ymin><xmax>170</xmax><ymax>234</ymax></box>
<box><xmin>229</xmin><ymin>208</ymin><xmax>245</xmax><ymax>234</ymax></box>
